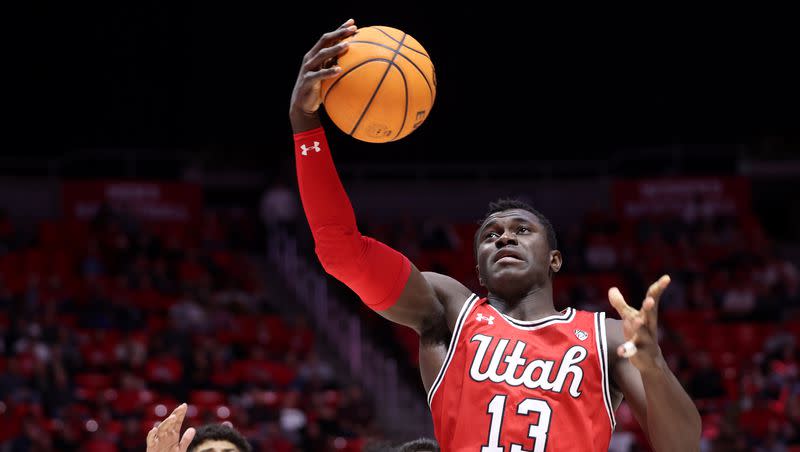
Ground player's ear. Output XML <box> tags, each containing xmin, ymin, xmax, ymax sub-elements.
<box><xmin>476</xmin><ymin>265</ymin><xmax>485</xmax><ymax>287</ymax></box>
<box><xmin>550</xmin><ymin>250</ymin><xmax>562</xmax><ymax>273</ymax></box>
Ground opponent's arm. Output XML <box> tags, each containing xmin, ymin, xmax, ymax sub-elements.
<box><xmin>289</xmin><ymin>20</ymin><xmax>471</xmax><ymax>333</ymax></box>
<box><xmin>606</xmin><ymin>276</ymin><xmax>701</xmax><ymax>452</ymax></box>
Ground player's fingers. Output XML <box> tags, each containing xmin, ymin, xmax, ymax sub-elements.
<box><xmin>172</xmin><ymin>403</ymin><xmax>188</xmax><ymax>422</ymax></box>
<box><xmin>303</xmin><ymin>41</ymin><xmax>350</xmax><ymax>72</ymax></box>
<box><xmin>641</xmin><ymin>296</ymin><xmax>657</xmax><ymax>330</ymax></box>
<box><xmin>303</xmin><ymin>66</ymin><xmax>344</xmax><ymax>84</ymax></box>
<box><xmin>621</xmin><ymin>314</ymin><xmax>642</xmax><ymax>342</ymax></box>
<box><xmin>644</xmin><ymin>275</ymin><xmax>669</xmax><ymax>326</ymax></box>
<box><xmin>646</xmin><ymin>274</ymin><xmax>671</xmax><ymax>302</ymax></box>
<box><xmin>179</xmin><ymin>427</ymin><xmax>196</xmax><ymax>452</ymax></box>
<box><xmin>146</xmin><ymin>427</ymin><xmax>158</xmax><ymax>448</ymax></box>
<box><xmin>338</xmin><ymin>18</ymin><xmax>355</xmax><ymax>29</ymax></box>
<box><xmin>158</xmin><ymin>415</ymin><xmax>177</xmax><ymax>437</ymax></box>
<box><xmin>608</xmin><ymin>287</ymin><xmax>637</xmax><ymax>319</ymax></box>
<box><xmin>307</xmin><ymin>25</ymin><xmax>357</xmax><ymax>62</ymax></box>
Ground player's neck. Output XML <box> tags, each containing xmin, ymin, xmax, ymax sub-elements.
<box><xmin>486</xmin><ymin>286</ymin><xmax>559</xmax><ymax>322</ymax></box>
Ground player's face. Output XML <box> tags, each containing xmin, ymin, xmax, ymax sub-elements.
<box><xmin>193</xmin><ymin>440</ymin><xmax>240</xmax><ymax>452</ymax></box>
<box><xmin>475</xmin><ymin>209</ymin><xmax>559</xmax><ymax>290</ymax></box>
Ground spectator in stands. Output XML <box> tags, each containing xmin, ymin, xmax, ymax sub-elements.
<box><xmin>339</xmin><ymin>384</ymin><xmax>375</xmax><ymax>436</ymax></box>
<box><xmin>259</xmin><ymin>178</ymin><xmax>300</xmax><ymax>242</ymax></box>
<box><xmin>119</xmin><ymin>418</ymin><xmax>144</xmax><ymax>452</ymax></box>
<box><xmin>721</xmin><ymin>270</ymin><xmax>757</xmax><ymax>321</ymax></box>
<box><xmin>260</xmin><ymin>421</ymin><xmax>294</xmax><ymax>452</ymax></box>
<box><xmin>9</xmin><ymin>414</ymin><xmax>52</xmax><ymax>452</ymax></box>
<box><xmin>584</xmin><ymin>232</ymin><xmax>617</xmax><ymax>271</ymax></box>
<box><xmin>0</xmin><ymin>357</ymin><xmax>34</xmax><ymax>404</ymax></box>
<box><xmin>169</xmin><ymin>288</ymin><xmax>209</xmax><ymax>334</ymax></box>
<box><xmin>296</xmin><ymin>349</ymin><xmax>335</xmax><ymax>387</ymax></box>
<box><xmin>278</xmin><ymin>390</ymin><xmax>306</xmax><ymax>442</ymax></box>
<box><xmin>687</xmin><ymin>351</ymin><xmax>726</xmax><ymax>400</ymax></box>
<box><xmin>420</xmin><ymin>217</ymin><xmax>461</xmax><ymax>252</ymax></box>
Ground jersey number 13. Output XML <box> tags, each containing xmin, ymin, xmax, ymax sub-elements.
<box><xmin>481</xmin><ymin>394</ymin><xmax>552</xmax><ymax>452</ymax></box>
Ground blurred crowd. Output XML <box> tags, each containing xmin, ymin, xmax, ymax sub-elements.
<box><xmin>0</xmin><ymin>204</ymin><xmax>377</xmax><ymax>451</ymax></box>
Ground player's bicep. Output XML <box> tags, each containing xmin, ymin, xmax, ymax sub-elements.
<box><xmin>606</xmin><ymin>318</ymin><xmax>650</xmax><ymax>437</ymax></box>
<box><xmin>376</xmin><ymin>267</ymin><xmax>472</xmax><ymax>334</ymax></box>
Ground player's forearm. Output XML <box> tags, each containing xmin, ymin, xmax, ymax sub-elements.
<box><xmin>640</xmin><ymin>358</ymin><xmax>701</xmax><ymax>452</ymax></box>
<box><xmin>292</xmin><ymin>126</ymin><xmax>411</xmax><ymax>311</ymax></box>
<box><xmin>293</xmin><ymin>124</ymin><xmax>357</xmax><ymax>232</ymax></box>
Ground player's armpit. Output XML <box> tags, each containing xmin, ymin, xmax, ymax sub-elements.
<box><xmin>422</xmin><ymin>271</ymin><xmax>474</xmax><ymax>331</ymax></box>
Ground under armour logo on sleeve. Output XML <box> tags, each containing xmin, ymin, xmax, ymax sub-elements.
<box><xmin>476</xmin><ymin>313</ymin><xmax>494</xmax><ymax>325</ymax></box>
<box><xmin>300</xmin><ymin>141</ymin><xmax>321</xmax><ymax>156</ymax></box>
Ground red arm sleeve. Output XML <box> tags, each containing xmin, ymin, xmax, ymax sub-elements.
<box><xmin>294</xmin><ymin>127</ymin><xmax>411</xmax><ymax>310</ymax></box>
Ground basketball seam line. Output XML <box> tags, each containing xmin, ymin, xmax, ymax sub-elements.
<box><xmin>390</xmin><ymin>62</ymin><xmax>409</xmax><ymax>141</ymax></box>
<box><xmin>322</xmin><ymin>58</ymin><xmax>398</xmax><ymax>105</ymax></box>
<box><xmin>373</xmin><ymin>26</ymin><xmax>430</xmax><ymax>60</ymax></box>
<box><xmin>348</xmin><ymin>40</ymin><xmax>434</xmax><ymax>99</ymax></box>
<box><xmin>349</xmin><ymin>33</ymin><xmax>408</xmax><ymax>137</ymax></box>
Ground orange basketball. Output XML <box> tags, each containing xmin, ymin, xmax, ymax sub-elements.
<box><xmin>321</xmin><ymin>26</ymin><xmax>436</xmax><ymax>143</ymax></box>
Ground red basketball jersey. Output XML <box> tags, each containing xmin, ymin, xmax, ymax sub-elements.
<box><xmin>429</xmin><ymin>295</ymin><xmax>615</xmax><ymax>452</ymax></box>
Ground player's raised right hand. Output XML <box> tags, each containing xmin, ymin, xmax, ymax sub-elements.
<box><xmin>145</xmin><ymin>403</ymin><xmax>196</xmax><ymax>452</ymax></box>
<box><xmin>290</xmin><ymin>19</ymin><xmax>357</xmax><ymax>121</ymax></box>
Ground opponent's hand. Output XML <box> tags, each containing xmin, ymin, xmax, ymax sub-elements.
<box><xmin>289</xmin><ymin>19</ymin><xmax>357</xmax><ymax>118</ymax></box>
<box><xmin>607</xmin><ymin>275</ymin><xmax>671</xmax><ymax>372</ymax></box>
<box><xmin>145</xmin><ymin>403</ymin><xmax>196</xmax><ymax>452</ymax></box>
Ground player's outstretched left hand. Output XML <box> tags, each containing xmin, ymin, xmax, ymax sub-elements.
<box><xmin>607</xmin><ymin>275</ymin><xmax>671</xmax><ymax>372</ymax></box>
<box><xmin>145</xmin><ymin>403</ymin><xmax>196</xmax><ymax>452</ymax></box>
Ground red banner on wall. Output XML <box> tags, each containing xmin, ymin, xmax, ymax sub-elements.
<box><xmin>612</xmin><ymin>177</ymin><xmax>751</xmax><ymax>220</ymax></box>
<box><xmin>62</xmin><ymin>181</ymin><xmax>202</xmax><ymax>224</ymax></box>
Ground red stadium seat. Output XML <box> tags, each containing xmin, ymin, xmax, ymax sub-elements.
<box><xmin>112</xmin><ymin>389</ymin><xmax>147</xmax><ymax>415</ymax></box>
<box><xmin>739</xmin><ymin>408</ymin><xmax>784</xmax><ymax>438</ymax></box>
<box><xmin>145</xmin><ymin>356</ymin><xmax>183</xmax><ymax>383</ymax></box>
<box><xmin>75</xmin><ymin>373</ymin><xmax>113</xmax><ymax>390</ymax></box>
<box><xmin>662</xmin><ymin>309</ymin><xmax>716</xmax><ymax>328</ymax></box>
<box><xmin>38</xmin><ymin>220</ymin><xmax>61</xmax><ymax>248</ymax></box>
<box><xmin>233</xmin><ymin>359</ymin><xmax>296</xmax><ymax>387</ymax></box>
<box><xmin>339</xmin><ymin>437</ymin><xmax>366</xmax><ymax>452</ymax></box>
<box><xmin>252</xmin><ymin>390</ymin><xmax>284</xmax><ymax>408</ymax></box>
<box><xmin>84</xmin><ymin>438</ymin><xmax>118</xmax><ymax>452</ymax></box>
<box><xmin>189</xmin><ymin>390</ymin><xmax>226</xmax><ymax>408</ymax></box>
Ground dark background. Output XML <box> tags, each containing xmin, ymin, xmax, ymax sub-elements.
<box><xmin>18</xmin><ymin>3</ymin><xmax>800</xmax><ymax>168</ymax></box>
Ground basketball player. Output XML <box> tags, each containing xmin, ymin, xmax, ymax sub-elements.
<box><xmin>145</xmin><ymin>404</ymin><xmax>252</xmax><ymax>452</ymax></box>
<box><xmin>290</xmin><ymin>19</ymin><xmax>701</xmax><ymax>451</ymax></box>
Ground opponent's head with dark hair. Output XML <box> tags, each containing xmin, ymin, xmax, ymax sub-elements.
<box><xmin>474</xmin><ymin>198</ymin><xmax>562</xmax><ymax>297</ymax></box>
<box><xmin>187</xmin><ymin>424</ymin><xmax>252</xmax><ymax>452</ymax></box>
<box><xmin>363</xmin><ymin>437</ymin><xmax>440</xmax><ymax>452</ymax></box>
<box><xmin>396</xmin><ymin>437</ymin><xmax>440</xmax><ymax>452</ymax></box>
